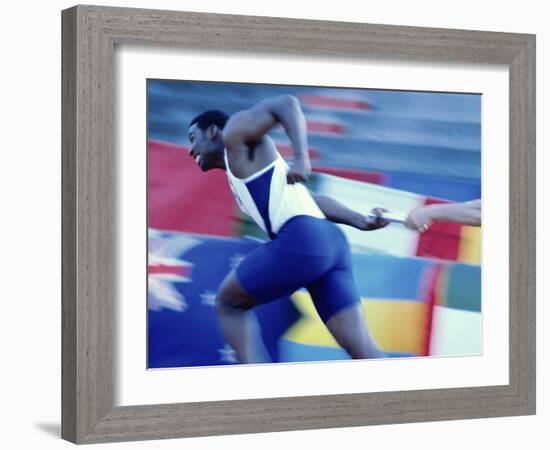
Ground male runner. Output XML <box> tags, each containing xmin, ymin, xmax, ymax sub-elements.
<box><xmin>187</xmin><ymin>94</ymin><xmax>389</xmax><ymax>363</ymax></box>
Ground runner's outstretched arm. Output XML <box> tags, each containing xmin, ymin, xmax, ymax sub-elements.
<box><xmin>311</xmin><ymin>193</ymin><xmax>389</xmax><ymax>231</ymax></box>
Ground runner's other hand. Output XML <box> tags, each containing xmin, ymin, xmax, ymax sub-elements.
<box><xmin>287</xmin><ymin>158</ymin><xmax>311</xmax><ymax>184</ymax></box>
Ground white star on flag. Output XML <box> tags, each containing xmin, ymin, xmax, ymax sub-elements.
<box><xmin>218</xmin><ymin>344</ymin><xmax>238</xmax><ymax>363</ymax></box>
<box><xmin>148</xmin><ymin>278</ymin><xmax>188</xmax><ymax>312</ymax></box>
<box><xmin>200</xmin><ymin>290</ymin><xmax>217</xmax><ymax>307</ymax></box>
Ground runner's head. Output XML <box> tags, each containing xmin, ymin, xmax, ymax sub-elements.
<box><xmin>188</xmin><ymin>110</ymin><xmax>229</xmax><ymax>171</ymax></box>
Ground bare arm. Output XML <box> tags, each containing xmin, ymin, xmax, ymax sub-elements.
<box><xmin>223</xmin><ymin>95</ymin><xmax>311</xmax><ymax>183</ymax></box>
<box><xmin>405</xmin><ymin>199</ymin><xmax>481</xmax><ymax>231</ymax></box>
<box><xmin>311</xmin><ymin>193</ymin><xmax>389</xmax><ymax>231</ymax></box>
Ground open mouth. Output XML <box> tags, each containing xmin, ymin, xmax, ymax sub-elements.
<box><xmin>194</xmin><ymin>154</ymin><xmax>202</xmax><ymax>167</ymax></box>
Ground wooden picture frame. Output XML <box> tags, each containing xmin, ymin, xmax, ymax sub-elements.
<box><xmin>61</xmin><ymin>5</ymin><xmax>536</xmax><ymax>444</ymax></box>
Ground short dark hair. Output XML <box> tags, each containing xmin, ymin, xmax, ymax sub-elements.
<box><xmin>189</xmin><ymin>110</ymin><xmax>229</xmax><ymax>131</ymax></box>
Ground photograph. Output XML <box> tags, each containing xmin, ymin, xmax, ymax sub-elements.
<box><xmin>146</xmin><ymin>80</ymin><xmax>482</xmax><ymax>369</ymax></box>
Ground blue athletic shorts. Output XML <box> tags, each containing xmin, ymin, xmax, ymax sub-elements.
<box><xmin>235</xmin><ymin>215</ymin><xmax>361</xmax><ymax>323</ymax></box>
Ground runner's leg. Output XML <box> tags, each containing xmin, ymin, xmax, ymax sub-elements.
<box><xmin>308</xmin><ymin>270</ymin><xmax>386</xmax><ymax>359</ymax></box>
<box><xmin>216</xmin><ymin>270</ymin><xmax>271</xmax><ymax>364</ymax></box>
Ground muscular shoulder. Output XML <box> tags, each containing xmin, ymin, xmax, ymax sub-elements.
<box><xmin>222</xmin><ymin>110</ymin><xmax>253</xmax><ymax>150</ymax></box>
<box><xmin>223</xmin><ymin>102</ymin><xmax>279</xmax><ymax>151</ymax></box>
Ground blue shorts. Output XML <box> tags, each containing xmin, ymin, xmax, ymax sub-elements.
<box><xmin>235</xmin><ymin>215</ymin><xmax>361</xmax><ymax>323</ymax></box>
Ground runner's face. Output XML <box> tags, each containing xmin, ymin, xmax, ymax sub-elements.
<box><xmin>188</xmin><ymin>123</ymin><xmax>223</xmax><ymax>171</ymax></box>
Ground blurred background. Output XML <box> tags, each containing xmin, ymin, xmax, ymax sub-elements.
<box><xmin>147</xmin><ymin>80</ymin><xmax>481</xmax><ymax>368</ymax></box>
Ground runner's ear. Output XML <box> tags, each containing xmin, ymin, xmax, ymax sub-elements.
<box><xmin>206</xmin><ymin>124</ymin><xmax>219</xmax><ymax>140</ymax></box>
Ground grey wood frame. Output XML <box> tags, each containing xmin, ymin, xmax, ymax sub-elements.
<box><xmin>61</xmin><ymin>4</ymin><xmax>536</xmax><ymax>444</ymax></box>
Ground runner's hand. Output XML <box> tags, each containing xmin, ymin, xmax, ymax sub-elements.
<box><xmin>287</xmin><ymin>158</ymin><xmax>311</xmax><ymax>184</ymax></box>
<box><xmin>365</xmin><ymin>207</ymin><xmax>390</xmax><ymax>230</ymax></box>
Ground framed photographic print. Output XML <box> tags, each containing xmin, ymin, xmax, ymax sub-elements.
<box><xmin>62</xmin><ymin>5</ymin><xmax>535</xmax><ymax>444</ymax></box>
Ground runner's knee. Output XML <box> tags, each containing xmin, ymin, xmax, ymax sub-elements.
<box><xmin>216</xmin><ymin>274</ymin><xmax>257</xmax><ymax>311</ymax></box>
